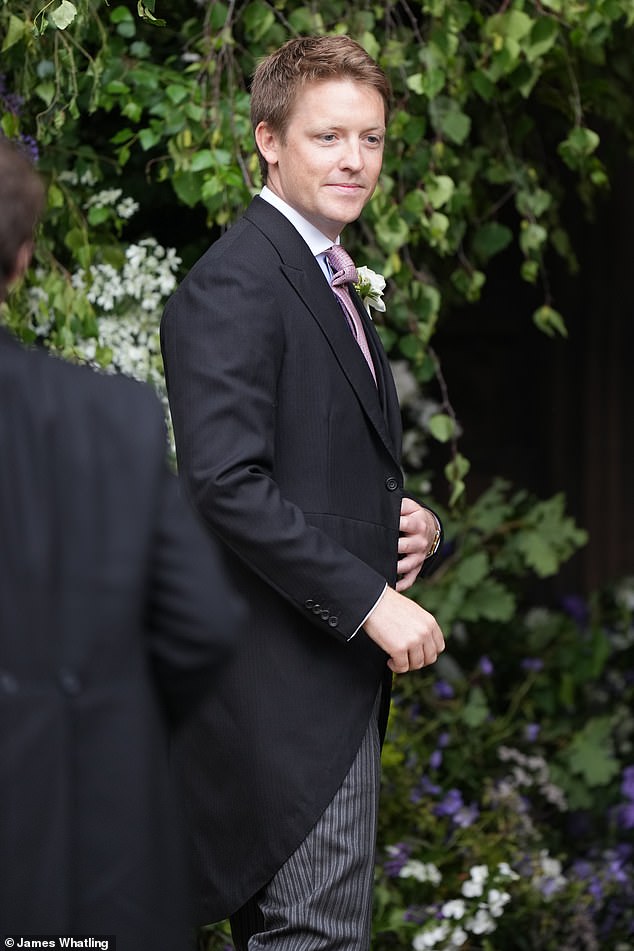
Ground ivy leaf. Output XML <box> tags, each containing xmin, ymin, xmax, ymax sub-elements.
<box><xmin>440</xmin><ymin>110</ymin><xmax>471</xmax><ymax>145</ymax></box>
<box><xmin>558</xmin><ymin>127</ymin><xmax>600</xmax><ymax>170</ymax></box>
<box><xmin>426</xmin><ymin>174</ymin><xmax>455</xmax><ymax>209</ymax></box>
<box><xmin>243</xmin><ymin>1</ymin><xmax>275</xmax><ymax>41</ymax></box>
<box><xmin>462</xmin><ymin>579</ymin><xmax>515</xmax><ymax>622</ymax></box>
<box><xmin>472</xmin><ymin>222</ymin><xmax>513</xmax><ymax>261</ymax></box>
<box><xmin>485</xmin><ymin>10</ymin><xmax>534</xmax><ymax>42</ymax></box>
<box><xmin>427</xmin><ymin>413</ymin><xmax>456</xmax><ymax>443</ymax></box>
<box><xmin>566</xmin><ymin>717</ymin><xmax>620</xmax><ymax>787</ymax></box>
<box><xmin>471</xmin><ymin>70</ymin><xmax>495</xmax><ymax>101</ymax></box>
<box><xmin>461</xmin><ymin>686</ymin><xmax>490</xmax><ymax>728</ymax></box>
<box><xmin>2</xmin><ymin>13</ymin><xmax>27</xmax><ymax>51</ymax></box>
<box><xmin>137</xmin><ymin>1</ymin><xmax>166</xmax><ymax>26</ymax></box>
<box><xmin>406</xmin><ymin>73</ymin><xmax>424</xmax><ymax>95</ymax></box>
<box><xmin>516</xmin><ymin>188</ymin><xmax>552</xmax><ymax>218</ymax></box>
<box><xmin>519</xmin><ymin>221</ymin><xmax>547</xmax><ymax>255</ymax></box>
<box><xmin>515</xmin><ymin>530</ymin><xmax>559</xmax><ymax>576</ymax></box>
<box><xmin>166</xmin><ymin>84</ymin><xmax>189</xmax><ymax>105</ymax></box>
<box><xmin>527</xmin><ymin>16</ymin><xmax>559</xmax><ymax>61</ymax></box>
<box><xmin>376</xmin><ymin>209</ymin><xmax>409</xmax><ymax>254</ymax></box>
<box><xmin>49</xmin><ymin>1</ymin><xmax>77</xmax><ymax>30</ymax></box>
<box><xmin>533</xmin><ymin>305</ymin><xmax>568</xmax><ymax>338</ymax></box>
<box><xmin>457</xmin><ymin>552</ymin><xmax>489</xmax><ymax>587</ymax></box>
<box><xmin>429</xmin><ymin>97</ymin><xmax>471</xmax><ymax>145</ymax></box>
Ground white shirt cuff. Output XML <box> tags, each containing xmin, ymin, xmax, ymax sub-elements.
<box><xmin>347</xmin><ymin>583</ymin><xmax>388</xmax><ymax>641</ymax></box>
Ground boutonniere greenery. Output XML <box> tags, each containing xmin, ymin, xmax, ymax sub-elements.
<box><xmin>355</xmin><ymin>266</ymin><xmax>386</xmax><ymax>315</ymax></box>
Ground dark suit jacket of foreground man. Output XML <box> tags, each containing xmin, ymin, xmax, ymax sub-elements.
<box><xmin>162</xmin><ymin>196</ymin><xmax>423</xmax><ymax>922</ymax></box>
<box><xmin>0</xmin><ymin>327</ymin><xmax>244</xmax><ymax>947</ymax></box>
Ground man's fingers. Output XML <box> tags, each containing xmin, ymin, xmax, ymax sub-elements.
<box><xmin>388</xmin><ymin>652</ymin><xmax>410</xmax><ymax>674</ymax></box>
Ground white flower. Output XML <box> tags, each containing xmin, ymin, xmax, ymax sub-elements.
<box><xmin>487</xmin><ymin>888</ymin><xmax>511</xmax><ymax>917</ymax></box>
<box><xmin>355</xmin><ymin>265</ymin><xmax>386</xmax><ymax>314</ymax></box>
<box><xmin>466</xmin><ymin>908</ymin><xmax>495</xmax><ymax>935</ymax></box>
<box><xmin>441</xmin><ymin>899</ymin><xmax>466</xmax><ymax>920</ymax></box>
<box><xmin>85</xmin><ymin>187</ymin><xmax>123</xmax><ymax>209</ymax></box>
<box><xmin>469</xmin><ymin>865</ymin><xmax>489</xmax><ymax>884</ymax></box>
<box><xmin>461</xmin><ymin>879</ymin><xmax>483</xmax><ymax>898</ymax></box>
<box><xmin>449</xmin><ymin>927</ymin><xmax>468</xmax><ymax>947</ymax></box>
<box><xmin>461</xmin><ymin>864</ymin><xmax>488</xmax><ymax>898</ymax></box>
<box><xmin>116</xmin><ymin>197</ymin><xmax>140</xmax><ymax>219</ymax></box>
<box><xmin>497</xmin><ymin>862</ymin><xmax>519</xmax><ymax>881</ymax></box>
<box><xmin>400</xmin><ymin>860</ymin><xmax>442</xmax><ymax>884</ymax></box>
<box><xmin>412</xmin><ymin>922</ymin><xmax>449</xmax><ymax>949</ymax></box>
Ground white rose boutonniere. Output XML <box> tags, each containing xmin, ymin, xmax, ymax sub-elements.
<box><xmin>355</xmin><ymin>266</ymin><xmax>386</xmax><ymax>316</ymax></box>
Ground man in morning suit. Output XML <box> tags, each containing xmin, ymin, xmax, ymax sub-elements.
<box><xmin>161</xmin><ymin>35</ymin><xmax>445</xmax><ymax>951</ymax></box>
<box><xmin>0</xmin><ymin>137</ymin><xmax>244</xmax><ymax>948</ymax></box>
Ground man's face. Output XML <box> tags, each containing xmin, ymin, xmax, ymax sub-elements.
<box><xmin>256</xmin><ymin>79</ymin><xmax>385</xmax><ymax>241</ymax></box>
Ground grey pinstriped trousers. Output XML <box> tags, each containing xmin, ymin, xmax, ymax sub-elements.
<box><xmin>230</xmin><ymin>691</ymin><xmax>382</xmax><ymax>950</ymax></box>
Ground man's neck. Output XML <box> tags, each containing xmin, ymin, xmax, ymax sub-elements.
<box><xmin>259</xmin><ymin>186</ymin><xmax>340</xmax><ymax>255</ymax></box>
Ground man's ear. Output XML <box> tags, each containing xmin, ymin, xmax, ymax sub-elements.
<box><xmin>254</xmin><ymin>122</ymin><xmax>279</xmax><ymax>167</ymax></box>
<box><xmin>7</xmin><ymin>241</ymin><xmax>33</xmax><ymax>288</ymax></box>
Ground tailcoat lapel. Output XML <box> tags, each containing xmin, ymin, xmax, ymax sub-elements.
<box><xmin>245</xmin><ymin>198</ymin><xmax>402</xmax><ymax>468</ymax></box>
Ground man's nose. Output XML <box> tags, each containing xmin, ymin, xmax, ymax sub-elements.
<box><xmin>339</xmin><ymin>139</ymin><xmax>363</xmax><ymax>170</ymax></box>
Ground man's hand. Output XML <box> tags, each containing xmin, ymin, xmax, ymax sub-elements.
<box><xmin>396</xmin><ymin>497</ymin><xmax>439</xmax><ymax>592</ymax></box>
<box><xmin>363</xmin><ymin>586</ymin><xmax>445</xmax><ymax>673</ymax></box>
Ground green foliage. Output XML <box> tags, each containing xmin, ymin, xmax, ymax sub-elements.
<box><xmin>411</xmin><ymin>479</ymin><xmax>588</xmax><ymax>633</ymax></box>
<box><xmin>1</xmin><ymin>5</ymin><xmax>631</xmax><ymax>949</ymax></box>
<box><xmin>2</xmin><ymin>1</ymin><xmax>633</xmax><ymax>403</ymax></box>
<box><xmin>373</xmin><ymin>577</ymin><xmax>634</xmax><ymax>948</ymax></box>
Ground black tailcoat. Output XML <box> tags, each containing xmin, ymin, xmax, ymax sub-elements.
<box><xmin>161</xmin><ymin>198</ymin><xmax>407</xmax><ymax>921</ymax></box>
<box><xmin>0</xmin><ymin>329</ymin><xmax>243</xmax><ymax>947</ymax></box>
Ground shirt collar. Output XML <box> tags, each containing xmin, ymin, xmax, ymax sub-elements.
<box><xmin>260</xmin><ymin>186</ymin><xmax>338</xmax><ymax>258</ymax></box>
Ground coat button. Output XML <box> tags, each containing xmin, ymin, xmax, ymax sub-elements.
<box><xmin>385</xmin><ymin>476</ymin><xmax>399</xmax><ymax>491</ymax></box>
<box><xmin>305</xmin><ymin>599</ymin><xmax>314</xmax><ymax>609</ymax></box>
<box><xmin>0</xmin><ymin>671</ymin><xmax>18</xmax><ymax>694</ymax></box>
<box><xmin>320</xmin><ymin>608</ymin><xmax>330</xmax><ymax>620</ymax></box>
<box><xmin>58</xmin><ymin>668</ymin><xmax>81</xmax><ymax>696</ymax></box>
<box><xmin>312</xmin><ymin>604</ymin><xmax>322</xmax><ymax>614</ymax></box>
<box><xmin>328</xmin><ymin>616</ymin><xmax>339</xmax><ymax>628</ymax></box>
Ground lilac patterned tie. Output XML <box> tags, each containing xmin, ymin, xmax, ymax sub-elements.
<box><xmin>325</xmin><ymin>245</ymin><xmax>377</xmax><ymax>385</ymax></box>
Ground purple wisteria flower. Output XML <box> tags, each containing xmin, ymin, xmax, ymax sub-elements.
<box><xmin>621</xmin><ymin>766</ymin><xmax>634</xmax><ymax>801</ymax></box>
<box><xmin>0</xmin><ymin>75</ymin><xmax>39</xmax><ymax>163</ymax></box>
<box><xmin>438</xmin><ymin>730</ymin><xmax>450</xmax><ymax>749</ymax></box>
<box><xmin>618</xmin><ymin>802</ymin><xmax>634</xmax><ymax>831</ymax></box>
<box><xmin>560</xmin><ymin>593</ymin><xmax>589</xmax><ymax>626</ymax></box>
<box><xmin>0</xmin><ymin>74</ymin><xmax>24</xmax><ymax>114</ymax></box>
<box><xmin>521</xmin><ymin>657</ymin><xmax>544</xmax><ymax>673</ymax></box>
<box><xmin>524</xmin><ymin>722</ymin><xmax>540</xmax><ymax>742</ymax></box>
<box><xmin>433</xmin><ymin>787</ymin><xmax>480</xmax><ymax>827</ymax></box>
<box><xmin>410</xmin><ymin>775</ymin><xmax>441</xmax><ymax>803</ymax></box>
<box><xmin>384</xmin><ymin>842</ymin><xmax>412</xmax><ymax>877</ymax></box>
<box><xmin>434</xmin><ymin>679</ymin><xmax>455</xmax><ymax>700</ymax></box>
<box><xmin>403</xmin><ymin>906</ymin><xmax>427</xmax><ymax>924</ymax></box>
<box><xmin>479</xmin><ymin>655</ymin><xmax>494</xmax><ymax>676</ymax></box>
<box><xmin>429</xmin><ymin>749</ymin><xmax>443</xmax><ymax>770</ymax></box>
<box><xmin>434</xmin><ymin>788</ymin><xmax>464</xmax><ymax>817</ymax></box>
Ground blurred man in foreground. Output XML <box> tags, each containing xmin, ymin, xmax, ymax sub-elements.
<box><xmin>0</xmin><ymin>136</ymin><xmax>244</xmax><ymax>948</ymax></box>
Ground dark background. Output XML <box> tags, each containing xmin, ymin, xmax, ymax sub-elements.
<box><xmin>432</xmin><ymin>152</ymin><xmax>634</xmax><ymax>597</ymax></box>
